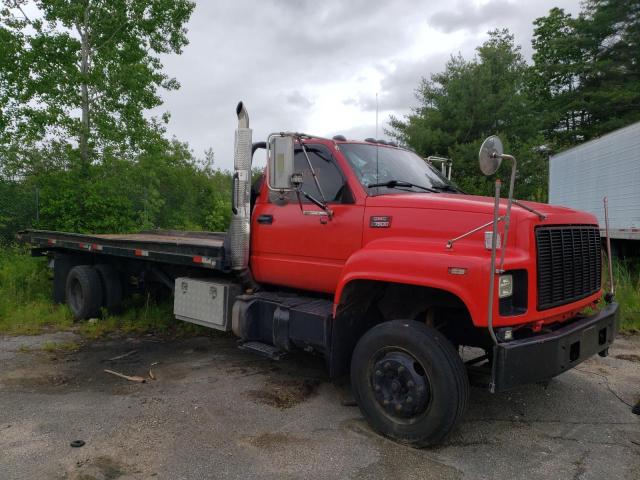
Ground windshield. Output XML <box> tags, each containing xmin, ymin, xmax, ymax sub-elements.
<box><xmin>339</xmin><ymin>143</ymin><xmax>456</xmax><ymax>195</ymax></box>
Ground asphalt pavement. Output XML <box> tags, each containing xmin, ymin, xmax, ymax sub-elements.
<box><xmin>1</xmin><ymin>331</ymin><xmax>639</xmax><ymax>480</ymax></box>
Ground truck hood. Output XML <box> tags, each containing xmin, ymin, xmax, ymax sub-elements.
<box><xmin>365</xmin><ymin>193</ymin><xmax>597</xmax><ymax>224</ymax></box>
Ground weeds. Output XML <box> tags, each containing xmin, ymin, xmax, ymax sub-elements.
<box><xmin>610</xmin><ymin>259</ymin><xmax>640</xmax><ymax>332</ymax></box>
<box><xmin>41</xmin><ymin>341</ymin><xmax>81</xmax><ymax>353</ymax></box>
<box><xmin>0</xmin><ymin>246</ymin><xmax>73</xmax><ymax>334</ymax></box>
<box><xmin>0</xmin><ymin>246</ymin><xmax>210</xmax><ymax>338</ymax></box>
<box><xmin>78</xmin><ymin>294</ymin><xmax>210</xmax><ymax>340</ymax></box>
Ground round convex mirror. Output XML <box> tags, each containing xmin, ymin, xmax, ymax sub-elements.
<box><xmin>479</xmin><ymin>135</ymin><xmax>503</xmax><ymax>176</ymax></box>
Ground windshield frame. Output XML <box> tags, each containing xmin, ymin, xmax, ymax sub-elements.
<box><xmin>337</xmin><ymin>143</ymin><xmax>458</xmax><ymax>196</ymax></box>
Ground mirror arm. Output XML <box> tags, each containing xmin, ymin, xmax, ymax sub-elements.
<box><xmin>487</xmin><ymin>179</ymin><xmax>502</xmax><ymax>348</ymax></box>
<box><xmin>298</xmin><ymin>189</ymin><xmax>333</xmax><ymax>218</ymax></box>
<box><xmin>298</xmin><ymin>140</ymin><xmax>329</xmax><ymax>208</ymax></box>
<box><xmin>498</xmin><ymin>154</ymin><xmax>516</xmax><ymax>272</ymax></box>
<box><xmin>293</xmin><ymin>183</ymin><xmax>333</xmax><ymax>218</ymax></box>
<box><xmin>301</xmin><ymin>190</ymin><xmax>326</xmax><ymax>210</ymax></box>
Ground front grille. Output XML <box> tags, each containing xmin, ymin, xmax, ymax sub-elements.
<box><xmin>536</xmin><ymin>225</ymin><xmax>601</xmax><ymax>310</ymax></box>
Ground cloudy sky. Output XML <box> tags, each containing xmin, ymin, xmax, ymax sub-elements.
<box><xmin>155</xmin><ymin>0</ymin><xmax>582</xmax><ymax>170</ymax></box>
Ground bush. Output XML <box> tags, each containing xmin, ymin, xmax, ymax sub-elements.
<box><xmin>0</xmin><ymin>247</ymin><xmax>73</xmax><ymax>334</ymax></box>
<box><xmin>612</xmin><ymin>259</ymin><xmax>640</xmax><ymax>332</ymax></box>
<box><xmin>0</xmin><ymin>247</ymin><xmax>212</xmax><ymax>337</ymax></box>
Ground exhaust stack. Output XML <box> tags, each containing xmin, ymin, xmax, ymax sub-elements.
<box><xmin>229</xmin><ymin>102</ymin><xmax>252</xmax><ymax>270</ymax></box>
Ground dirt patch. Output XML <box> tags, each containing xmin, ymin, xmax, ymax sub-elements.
<box><xmin>245</xmin><ymin>378</ymin><xmax>321</xmax><ymax>409</ymax></box>
<box><xmin>70</xmin><ymin>456</ymin><xmax>126</xmax><ymax>480</ymax></box>
<box><xmin>1</xmin><ymin>373</ymin><xmax>72</xmax><ymax>391</ymax></box>
<box><xmin>0</xmin><ymin>337</ymin><xmax>218</xmax><ymax>395</ymax></box>
<box><xmin>245</xmin><ymin>431</ymin><xmax>305</xmax><ymax>450</ymax></box>
<box><xmin>615</xmin><ymin>354</ymin><xmax>640</xmax><ymax>363</ymax></box>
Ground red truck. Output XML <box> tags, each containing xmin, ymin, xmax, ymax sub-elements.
<box><xmin>19</xmin><ymin>102</ymin><xmax>619</xmax><ymax>447</ymax></box>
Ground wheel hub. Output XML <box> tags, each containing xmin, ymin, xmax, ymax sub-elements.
<box><xmin>371</xmin><ymin>351</ymin><xmax>430</xmax><ymax>419</ymax></box>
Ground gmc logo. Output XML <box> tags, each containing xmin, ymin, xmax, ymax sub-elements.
<box><xmin>370</xmin><ymin>216</ymin><xmax>392</xmax><ymax>228</ymax></box>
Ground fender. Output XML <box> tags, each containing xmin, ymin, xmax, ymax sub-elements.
<box><xmin>334</xmin><ymin>237</ymin><xmax>492</xmax><ymax>327</ymax></box>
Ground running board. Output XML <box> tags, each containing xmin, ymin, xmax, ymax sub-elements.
<box><xmin>238</xmin><ymin>341</ymin><xmax>285</xmax><ymax>360</ymax></box>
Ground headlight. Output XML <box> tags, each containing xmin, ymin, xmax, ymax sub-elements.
<box><xmin>498</xmin><ymin>274</ymin><xmax>513</xmax><ymax>298</ymax></box>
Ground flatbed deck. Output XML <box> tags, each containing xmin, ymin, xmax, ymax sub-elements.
<box><xmin>18</xmin><ymin>229</ymin><xmax>227</xmax><ymax>270</ymax></box>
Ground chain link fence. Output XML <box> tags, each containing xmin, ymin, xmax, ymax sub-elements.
<box><xmin>0</xmin><ymin>180</ymin><xmax>40</xmax><ymax>245</ymax></box>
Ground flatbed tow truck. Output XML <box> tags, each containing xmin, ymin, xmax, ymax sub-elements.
<box><xmin>19</xmin><ymin>102</ymin><xmax>619</xmax><ymax>447</ymax></box>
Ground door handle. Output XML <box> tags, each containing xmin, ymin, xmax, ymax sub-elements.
<box><xmin>257</xmin><ymin>214</ymin><xmax>273</xmax><ymax>224</ymax></box>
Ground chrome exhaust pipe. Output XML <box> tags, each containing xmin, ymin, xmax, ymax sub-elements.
<box><xmin>236</xmin><ymin>101</ymin><xmax>249</xmax><ymax>129</ymax></box>
<box><xmin>229</xmin><ymin>101</ymin><xmax>252</xmax><ymax>270</ymax></box>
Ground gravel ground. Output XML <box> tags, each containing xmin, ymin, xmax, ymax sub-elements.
<box><xmin>0</xmin><ymin>331</ymin><xmax>639</xmax><ymax>480</ymax></box>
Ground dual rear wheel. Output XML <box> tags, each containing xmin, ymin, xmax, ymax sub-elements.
<box><xmin>65</xmin><ymin>264</ymin><xmax>123</xmax><ymax>320</ymax></box>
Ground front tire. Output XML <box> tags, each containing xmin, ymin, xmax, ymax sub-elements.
<box><xmin>350</xmin><ymin>320</ymin><xmax>468</xmax><ymax>447</ymax></box>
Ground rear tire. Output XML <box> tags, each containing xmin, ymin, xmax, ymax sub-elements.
<box><xmin>351</xmin><ymin>320</ymin><xmax>469</xmax><ymax>447</ymax></box>
<box><xmin>93</xmin><ymin>264</ymin><xmax>123</xmax><ymax>312</ymax></box>
<box><xmin>65</xmin><ymin>265</ymin><xmax>103</xmax><ymax>320</ymax></box>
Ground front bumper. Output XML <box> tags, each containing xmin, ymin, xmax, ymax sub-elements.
<box><xmin>491</xmin><ymin>302</ymin><xmax>619</xmax><ymax>392</ymax></box>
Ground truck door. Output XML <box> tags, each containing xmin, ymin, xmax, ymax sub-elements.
<box><xmin>250</xmin><ymin>144</ymin><xmax>364</xmax><ymax>293</ymax></box>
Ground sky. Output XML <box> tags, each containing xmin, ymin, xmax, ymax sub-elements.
<box><xmin>154</xmin><ymin>0</ymin><xmax>582</xmax><ymax>170</ymax></box>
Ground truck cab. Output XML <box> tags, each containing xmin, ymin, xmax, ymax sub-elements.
<box><xmin>251</xmin><ymin>135</ymin><xmax>609</xmax><ymax>345</ymax></box>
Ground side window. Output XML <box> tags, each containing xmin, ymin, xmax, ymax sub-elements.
<box><xmin>269</xmin><ymin>145</ymin><xmax>349</xmax><ymax>204</ymax></box>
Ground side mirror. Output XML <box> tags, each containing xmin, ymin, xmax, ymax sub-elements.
<box><xmin>268</xmin><ymin>135</ymin><xmax>295</xmax><ymax>190</ymax></box>
<box><xmin>479</xmin><ymin>135</ymin><xmax>503</xmax><ymax>176</ymax></box>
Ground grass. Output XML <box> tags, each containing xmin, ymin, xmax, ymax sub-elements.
<box><xmin>0</xmin><ymin>246</ymin><xmax>74</xmax><ymax>335</ymax></box>
<box><xmin>78</xmin><ymin>296</ymin><xmax>210</xmax><ymax>340</ymax></box>
<box><xmin>0</xmin><ymin>246</ymin><xmax>210</xmax><ymax>339</ymax></box>
<box><xmin>41</xmin><ymin>340</ymin><xmax>81</xmax><ymax>353</ymax></box>
<box><xmin>0</xmin><ymin>246</ymin><xmax>638</xmax><ymax>337</ymax></box>
<box><xmin>610</xmin><ymin>259</ymin><xmax>640</xmax><ymax>332</ymax></box>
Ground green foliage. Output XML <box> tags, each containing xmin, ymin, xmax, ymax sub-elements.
<box><xmin>0</xmin><ymin>246</ymin><xmax>213</xmax><ymax>337</ymax></box>
<box><xmin>391</xmin><ymin>3</ymin><xmax>640</xmax><ymax>200</ymax></box>
<box><xmin>41</xmin><ymin>340</ymin><xmax>81</xmax><ymax>353</ymax></box>
<box><xmin>0</xmin><ymin>140</ymin><xmax>235</xmax><ymax>238</ymax></box>
<box><xmin>390</xmin><ymin>30</ymin><xmax>545</xmax><ymax>199</ymax></box>
<box><xmin>612</xmin><ymin>259</ymin><xmax>640</xmax><ymax>332</ymax></box>
<box><xmin>0</xmin><ymin>1</ymin><xmax>239</xmax><ymax>240</ymax></box>
<box><xmin>0</xmin><ymin>2</ymin><xmax>250</xmax><ymax>337</ymax></box>
<box><xmin>0</xmin><ymin>177</ymin><xmax>38</xmax><ymax>241</ymax></box>
<box><xmin>0</xmin><ymin>246</ymin><xmax>73</xmax><ymax>334</ymax></box>
<box><xmin>530</xmin><ymin>1</ymin><xmax>640</xmax><ymax>149</ymax></box>
<box><xmin>0</xmin><ymin>0</ymin><xmax>195</xmax><ymax>173</ymax></box>
<box><xmin>78</xmin><ymin>293</ymin><xmax>214</xmax><ymax>340</ymax></box>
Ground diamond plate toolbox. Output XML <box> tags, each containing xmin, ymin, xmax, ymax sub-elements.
<box><xmin>173</xmin><ymin>277</ymin><xmax>241</xmax><ymax>331</ymax></box>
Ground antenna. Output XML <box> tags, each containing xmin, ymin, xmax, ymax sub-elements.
<box><xmin>375</xmin><ymin>92</ymin><xmax>379</xmax><ymax>184</ymax></box>
<box><xmin>375</xmin><ymin>92</ymin><xmax>379</xmax><ymax>138</ymax></box>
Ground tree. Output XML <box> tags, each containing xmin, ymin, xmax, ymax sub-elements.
<box><xmin>530</xmin><ymin>1</ymin><xmax>640</xmax><ymax>148</ymax></box>
<box><xmin>0</xmin><ymin>0</ymin><xmax>195</xmax><ymax>175</ymax></box>
<box><xmin>390</xmin><ymin>30</ymin><xmax>545</xmax><ymax>199</ymax></box>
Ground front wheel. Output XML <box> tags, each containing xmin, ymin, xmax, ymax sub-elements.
<box><xmin>350</xmin><ymin>320</ymin><xmax>469</xmax><ymax>447</ymax></box>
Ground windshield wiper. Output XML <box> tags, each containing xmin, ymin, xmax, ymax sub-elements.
<box><xmin>430</xmin><ymin>183</ymin><xmax>462</xmax><ymax>193</ymax></box>
<box><xmin>367</xmin><ymin>180</ymin><xmax>437</xmax><ymax>193</ymax></box>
